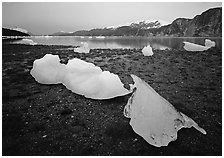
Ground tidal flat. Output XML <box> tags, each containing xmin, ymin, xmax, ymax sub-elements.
<box><xmin>2</xmin><ymin>44</ymin><xmax>222</xmax><ymax>156</ymax></box>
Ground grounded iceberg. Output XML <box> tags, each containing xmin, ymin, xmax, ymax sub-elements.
<box><xmin>142</xmin><ymin>45</ymin><xmax>154</xmax><ymax>56</ymax></box>
<box><xmin>124</xmin><ymin>74</ymin><xmax>206</xmax><ymax>147</ymax></box>
<box><xmin>183</xmin><ymin>39</ymin><xmax>215</xmax><ymax>51</ymax></box>
<box><xmin>30</xmin><ymin>54</ymin><xmax>131</xmax><ymax>99</ymax></box>
<box><xmin>15</xmin><ymin>39</ymin><xmax>37</xmax><ymax>45</ymax></box>
<box><xmin>73</xmin><ymin>42</ymin><xmax>90</xmax><ymax>53</ymax></box>
<box><xmin>205</xmin><ymin>39</ymin><xmax>216</xmax><ymax>48</ymax></box>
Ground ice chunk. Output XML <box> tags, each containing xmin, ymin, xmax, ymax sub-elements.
<box><xmin>30</xmin><ymin>54</ymin><xmax>131</xmax><ymax>99</ymax></box>
<box><xmin>96</xmin><ymin>36</ymin><xmax>105</xmax><ymax>39</ymax></box>
<box><xmin>30</xmin><ymin>54</ymin><xmax>66</xmax><ymax>84</ymax></box>
<box><xmin>183</xmin><ymin>41</ymin><xmax>209</xmax><ymax>51</ymax></box>
<box><xmin>151</xmin><ymin>43</ymin><xmax>171</xmax><ymax>50</ymax></box>
<box><xmin>74</xmin><ymin>42</ymin><xmax>90</xmax><ymax>53</ymax></box>
<box><xmin>183</xmin><ymin>39</ymin><xmax>215</xmax><ymax>52</ymax></box>
<box><xmin>15</xmin><ymin>39</ymin><xmax>37</xmax><ymax>45</ymax></box>
<box><xmin>205</xmin><ymin>39</ymin><xmax>215</xmax><ymax>48</ymax></box>
<box><xmin>124</xmin><ymin>74</ymin><xmax>206</xmax><ymax>147</ymax></box>
<box><xmin>142</xmin><ymin>45</ymin><xmax>153</xmax><ymax>56</ymax></box>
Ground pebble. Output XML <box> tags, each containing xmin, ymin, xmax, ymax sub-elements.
<box><xmin>133</xmin><ymin>138</ymin><xmax>138</xmax><ymax>142</ymax></box>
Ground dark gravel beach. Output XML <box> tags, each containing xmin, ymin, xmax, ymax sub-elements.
<box><xmin>2</xmin><ymin>44</ymin><xmax>222</xmax><ymax>156</ymax></box>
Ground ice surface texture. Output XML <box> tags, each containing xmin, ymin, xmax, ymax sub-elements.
<box><xmin>30</xmin><ymin>54</ymin><xmax>131</xmax><ymax>99</ymax></box>
<box><xmin>124</xmin><ymin>74</ymin><xmax>206</xmax><ymax>147</ymax></box>
<box><xmin>142</xmin><ymin>45</ymin><xmax>154</xmax><ymax>56</ymax></box>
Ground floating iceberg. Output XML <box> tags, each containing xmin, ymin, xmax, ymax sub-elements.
<box><xmin>142</xmin><ymin>45</ymin><xmax>154</xmax><ymax>56</ymax></box>
<box><xmin>74</xmin><ymin>42</ymin><xmax>90</xmax><ymax>53</ymax></box>
<box><xmin>30</xmin><ymin>54</ymin><xmax>131</xmax><ymax>99</ymax></box>
<box><xmin>183</xmin><ymin>39</ymin><xmax>215</xmax><ymax>51</ymax></box>
<box><xmin>124</xmin><ymin>74</ymin><xmax>206</xmax><ymax>147</ymax></box>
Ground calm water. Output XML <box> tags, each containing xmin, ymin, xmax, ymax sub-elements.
<box><xmin>5</xmin><ymin>36</ymin><xmax>222</xmax><ymax>50</ymax></box>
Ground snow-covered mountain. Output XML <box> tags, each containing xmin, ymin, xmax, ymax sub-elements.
<box><xmin>107</xmin><ymin>20</ymin><xmax>169</xmax><ymax>29</ymax></box>
<box><xmin>50</xmin><ymin>7</ymin><xmax>222</xmax><ymax>37</ymax></box>
<box><xmin>2</xmin><ymin>27</ymin><xmax>30</xmax><ymax>36</ymax></box>
<box><xmin>11</xmin><ymin>27</ymin><xmax>29</xmax><ymax>34</ymax></box>
<box><xmin>50</xmin><ymin>31</ymin><xmax>74</xmax><ymax>36</ymax></box>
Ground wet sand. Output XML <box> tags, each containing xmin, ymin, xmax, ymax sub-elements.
<box><xmin>2</xmin><ymin>44</ymin><xmax>222</xmax><ymax>155</ymax></box>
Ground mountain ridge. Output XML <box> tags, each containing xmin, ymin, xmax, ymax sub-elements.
<box><xmin>2</xmin><ymin>7</ymin><xmax>221</xmax><ymax>37</ymax></box>
<box><xmin>2</xmin><ymin>27</ymin><xmax>30</xmax><ymax>36</ymax></box>
<box><xmin>51</xmin><ymin>7</ymin><xmax>221</xmax><ymax>37</ymax></box>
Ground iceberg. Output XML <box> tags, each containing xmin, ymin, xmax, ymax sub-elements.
<box><xmin>142</xmin><ymin>45</ymin><xmax>154</xmax><ymax>56</ymax></box>
<box><xmin>30</xmin><ymin>54</ymin><xmax>66</xmax><ymax>84</ymax></box>
<box><xmin>183</xmin><ymin>41</ymin><xmax>209</xmax><ymax>51</ymax></box>
<box><xmin>205</xmin><ymin>39</ymin><xmax>216</xmax><ymax>48</ymax></box>
<box><xmin>96</xmin><ymin>36</ymin><xmax>105</xmax><ymax>39</ymax></box>
<box><xmin>14</xmin><ymin>39</ymin><xmax>37</xmax><ymax>45</ymax></box>
<box><xmin>124</xmin><ymin>74</ymin><xmax>206</xmax><ymax>147</ymax></box>
<box><xmin>74</xmin><ymin>42</ymin><xmax>90</xmax><ymax>53</ymax></box>
<box><xmin>30</xmin><ymin>54</ymin><xmax>131</xmax><ymax>99</ymax></box>
<box><xmin>183</xmin><ymin>39</ymin><xmax>215</xmax><ymax>51</ymax></box>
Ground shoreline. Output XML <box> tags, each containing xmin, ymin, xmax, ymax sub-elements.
<box><xmin>2</xmin><ymin>44</ymin><xmax>222</xmax><ymax>156</ymax></box>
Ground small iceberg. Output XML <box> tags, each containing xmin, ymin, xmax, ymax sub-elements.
<box><xmin>15</xmin><ymin>39</ymin><xmax>37</xmax><ymax>45</ymax></box>
<box><xmin>74</xmin><ymin>42</ymin><xmax>90</xmax><ymax>53</ymax></box>
<box><xmin>142</xmin><ymin>45</ymin><xmax>154</xmax><ymax>56</ymax></box>
<box><xmin>30</xmin><ymin>54</ymin><xmax>131</xmax><ymax>99</ymax></box>
<box><xmin>96</xmin><ymin>36</ymin><xmax>105</xmax><ymax>39</ymax></box>
<box><xmin>124</xmin><ymin>74</ymin><xmax>206</xmax><ymax>147</ymax></box>
<box><xmin>205</xmin><ymin>39</ymin><xmax>216</xmax><ymax>48</ymax></box>
<box><xmin>183</xmin><ymin>39</ymin><xmax>215</xmax><ymax>51</ymax></box>
<box><xmin>151</xmin><ymin>43</ymin><xmax>171</xmax><ymax>50</ymax></box>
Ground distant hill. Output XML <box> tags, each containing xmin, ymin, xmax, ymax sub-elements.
<box><xmin>51</xmin><ymin>7</ymin><xmax>221</xmax><ymax>37</ymax></box>
<box><xmin>51</xmin><ymin>31</ymin><xmax>73</xmax><ymax>36</ymax></box>
<box><xmin>2</xmin><ymin>28</ymin><xmax>30</xmax><ymax>36</ymax></box>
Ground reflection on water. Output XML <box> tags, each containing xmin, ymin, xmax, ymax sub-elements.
<box><xmin>4</xmin><ymin>36</ymin><xmax>222</xmax><ymax>50</ymax></box>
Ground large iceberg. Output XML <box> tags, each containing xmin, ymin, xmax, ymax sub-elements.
<box><xmin>183</xmin><ymin>39</ymin><xmax>215</xmax><ymax>51</ymax></box>
<box><xmin>124</xmin><ymin>74</ymin><xmax>206</xmax><ymax>147</ymax></box>
<box><xmin>30</xmin><ymin>54</ymin><xmax>131</xmax><ymax>99</ymax></box>
<box><xmin>142</xmin><ymin>45</ymin><xmax>154</xmax><ymax>56</ymax></box>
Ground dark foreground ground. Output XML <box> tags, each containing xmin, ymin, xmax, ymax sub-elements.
<box><xmin>2</xmin><ymin>44</ymin><xmax>222</xmax><ymax>156</ymax></box>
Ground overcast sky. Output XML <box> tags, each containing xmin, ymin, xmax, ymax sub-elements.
<box><xmin>2</xmin><ymin>2</ymin><xmax>222</xmax><ymax>35</ymax></box>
